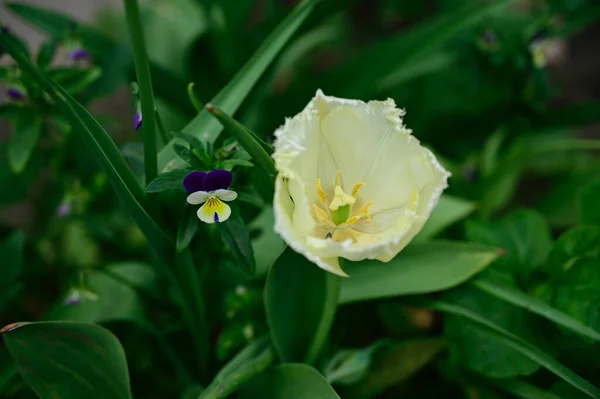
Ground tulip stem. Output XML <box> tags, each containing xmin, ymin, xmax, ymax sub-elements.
<box><xmin>304</xmin><ymin>263</ymin><xmax>342</xmax><ymax>365</ymax></box>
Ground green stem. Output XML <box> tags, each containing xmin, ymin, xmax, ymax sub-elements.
<box><xmin>187</xmin><ymin>82</ymin><xmax>205</xmax><ymax>113</ymax></box>
<box><xmin>304</xmin><ymin>263</ymin><xmax>342</xmax><ymax>365</ymax></box>
<box><xmin>124</xmin><ymin>0</ymin><xmax>158</xmax><ymax>183</ymax></box>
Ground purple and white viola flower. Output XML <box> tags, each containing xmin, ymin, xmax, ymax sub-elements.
<box><xmin>6</xmin><ymin>87</ymin><xmax>25</xmax><ymax>101</ymax></box>
<box><xmin>184</xmin><ymin>169</ymin><xmax>237</xmax><ymax>224</ymax></box>
<box><xmin>67</xmin><ymin>48</ymin><xmax>90</xmax><ymax>61</ymax></box>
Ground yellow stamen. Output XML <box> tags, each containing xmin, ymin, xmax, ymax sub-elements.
<box><xmin>358</xmin><ymin>201</ymin><xmax>375</xmax><ymax>222</ymax></box>
<box><xmin>316</xmin><ymin>178</ymin><xmax>328</xmax><ymax>205</ymax></box>
<box><xmin>346</xmin><ymin>216</ymin><xmax>360</xmax><ymax>226</ymax></box>
<box><xmin>352</xmin><ymin>182</ymin><xmax>365</xmax><ymax>197</ymax></box>
<box><xmin>335</xmin><ymin>169</ymin><xmax>341</xmax><ymax>187</ymax></box>
<box><xmin>313</xmin><ymin>204</ymin><xmax>333</xmax><ymax>225</ymax></box>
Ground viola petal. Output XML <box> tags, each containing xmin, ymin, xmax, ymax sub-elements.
<box><xmin>197</xmin><ymin>198</ymin><xmax>231</xmax><ymax>224</ymax></box>
<box><xmin>187</xmin><ymin>191</ymin><xmax>209</xmax><ymax>205</ymax></box>
<box><xmin>213</xmin><ymin>189</ymin><xmax>237</xmax><ymax>201</ymax></box>
<box><xmin>203</xmin><ymin>169</ymin><xmax>232</xmax><ymax>191</ymax></box>
<box><xmin>183</xmin><ymin>171</ymin><xmax>207</xmax><ymax>193</ymax></box>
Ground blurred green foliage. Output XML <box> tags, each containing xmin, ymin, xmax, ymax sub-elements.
<box><xmin>1</xmin><ymin>0</ymin><xmax>600</xmax><ymax>398</ymax></box>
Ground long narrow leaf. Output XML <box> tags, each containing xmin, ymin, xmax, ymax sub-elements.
<box><xmin>157</xmin><ymin>0</ymin><xmax>318</xmax><ymax>170</ymax></box>
<box><xmin>471</xmin><ymin>277</ymin><xmax>600</xmax><ymax>342</ymax></box>
<box><xmin>0</xmin><ymin>34</ymin><xmax>173</xmax><ymax>261</ymax></box>
<box><xmin>206</xmin><ymin>104</ymin><xmax>276</xmax><ymax>178</ymax></box>
<box><xmin>426</xmin><ymin>300</ymin><xmax>600</xmax><ymax>399</ymax></box>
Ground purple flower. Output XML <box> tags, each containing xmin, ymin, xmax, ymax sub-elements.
<box><xmin>56</xmin><ymin>201</ymin><xmax>72</xmax><ymax>217</ymax></box>
<box><xmin>133</xmin><ymin>112</ymin><xmax>142</xmax><ymax>131</ymax></box>
<box><xmin>482</xmin><ymin>30</ymin><xmax>497</xmax><ymax>46</ymax></box>
<box><xmin>183</xmin><ymin>169</ymin><xmax>233</xmax><ymax>193</ymax></box>
<box><xmin>6</xmin><ymin>88</ymin><xmax>25</xmax><ymax>101</ymax></box>
<box><xmin>63</xmin><ymin>290</ymin><xmax>82</xmax><ymax>305</ymax></box>
<box><xmin>67</xmin><ymin>48</ymin><xmax>90</xmax><ymax>61</ymax></box>
<box><xmin>184</xmin><ymin>170</ymin><xmax>237</xmax><ymax>224</ymax></box>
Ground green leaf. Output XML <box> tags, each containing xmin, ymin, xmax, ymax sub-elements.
<box><xmin>200</xmin><ymin>336</ymin><xmax>275</xmax><ymax>399</ymax></box>
<box><xmin>546</xmin><ymin>226</ymin><xmax>600</xmax><ymax>274</ymax></box>
<box><xmin>218</xmin><ymin>211</ymin><xmax>256</xmax><ymax>276</ymax></box>
<box><xmin>250</xmin><ymin>206</ymin><xmax>286</xmax><ymax>279</ymax></box>
<box><xmin>36</xmin><ymin>40</ymin><xmax>57</xmax><ymax>70</ymax></box>
<box><xmin>339</xmin><ymin>339</ymin><xmax>444</xmax><ymax>399</ymax></box>
<box><xmin>124</xmin><ymin>0</ymin><xmax>158</xmax><ymax>182</ymax></box>
<box><xmin>47</xmin><ymin>67</ymin><xmax>103</xmax><ymax>95</ymax></box>
<box><xmin>265</xmin><ymin>248</ymin><xmax>340</xmax><ymax>364</ymax></box>
<box><xmin>414</xmin><ymin>195</ymin><xmax>476</xmax><ymax>242</ymax></box>
<box><xmin>8</xmin><ymin>110</ymin><xmax>43</xmax><ymax>174</ymax></box>
<box><xmin>0</xmin><ymin>33</ymin><xmax>173</xmax><ymax>263</ymax></box>
<box><xmin>472</xmin><ymin>275</ymin><xmax>600</xmax><ymax>342</ymax></box>
<box><xmin>46</xmin><ymin>262</ymin><xmax>156</xmax><ymax>330</ymax></box>
<box><xmin>221</xmin><ymin>158</ymin><xmax>254</xmax><ymax>171</ymax></box>
<box><xmin>490</xmin><ymin>378</ymin><xmax>565</xmax><ymax>399</ymax></box>
<box><xmin>0</xmin><ymin>231</ymin><xmax>25</xmax><ymax>312</ymax></box>
<box><xmin>207</xmin><ymin>104</ymin><xmax>275</xmax><ymax>179</ymax></box>
<box><xmin>2</xmin><ymin>321</ymin><xmax>132</xmax><ymax>399</ymax></box>
<box><xmin>176</xmin><ymin>207</ymin><xmax>199</xmax><ymax>253</ymax></box>
<box><xmin>428</xmin><ymin>299</ymin><xmax>600</xmax><ymax>398</ymax></box>
<box><xmin>339</xmin><ymin>241</ymin><xmax>501</xmax><ymax>304</ymax></box>
<box><xmin>239</xmin><ymin>364</ymin><xmax>340</xmax><ymax>399</ymax></box>
<box><xmin>578</xmin><ymin>177</ymin><xmax>600</xmax><ymax>226</ymax></box>
<box><xmin>536</xmin><ymin>257</ymin><xmax>600</xmax><ymax>336</ymax></box>
<box><xmin>157</xmin><ymin>0</ymin><xmax>316</xmax><ymax>170</ymax></box>
<box><xmin>146</xmin><ymin>169</ymin><xmax>190</xmax><ymax>193</ymax></box>
<box><xmin>444</xmin><ymin>283</ymin><xmax>544</xmax><ymax>377</ymax></box>
<box><xmin>466</xmin><ymin>209</ymin><xmax>552</xmax><ymax>278</ymax></box>
<box><xmin>324</xmin><ymin>341</ymin><xmax>389</xmax><ymax>386</ymax></box>
<box><xmin>328</xmin><ymin>0</ymin><xmax>519</xmax><ymax>96</ymax></box>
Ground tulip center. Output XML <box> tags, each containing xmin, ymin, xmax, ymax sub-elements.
<box><xmin>312</xmin><ymin>170</ymin><xmax>374</xmax><ymax>241</ymax></box>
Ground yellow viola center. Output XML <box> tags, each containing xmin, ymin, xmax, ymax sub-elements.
<box><xmin>313</xmin><ymin>170</ymin><xmax>375</xmax><ymax>241</ymax></box>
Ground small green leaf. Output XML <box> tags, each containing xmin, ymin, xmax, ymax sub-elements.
<box><xmin>339</xmin><ymin>241</ymin><xmax>501</xmax><ymax>304</ymax></box>
<box><xmin>221</xmin><ymin>158</ymin><xmax>254</xmax><ymax>171</ymax></box>
<box><xmin>218</xmin><ymin>211</ymin><xmax>256</xmax><ymax>276</ymax></box>
<box><xmin>536</xmin><ymin>257</ymin><xmax>600</xmax><ymax>337</ymax></box>
<box><xmin>414</xmin><ymin>195</ymin><xmax>476</xmax><ymax>242</ymax></box>
<box><xmin>48</xmin><ymin>67</ymin><xmax>103</xmax><ymax>95</ymax></box>
<box><xmin>239</xmin><ymin>364</ymin><xmax>340</xmax><ymax>399</ymax></box>
<box><xmin>466</xmin><ymin>209</ymin><xmax>552</xmax><ymax>278</ymax></box>
<box><xmin>265</xmin><ymin>248</ymin><xmax>340</xmax><ymax>363</ymax></box>
<box><xmin>36</xmin><ymin>40</ymin><xmax>58</xmax><ymax>70</ymax></box>
<box><xmin>546</xmin><ymin>226</ymin><xmax>600</xmax><ymax>274</ymax></box>
<box><xmin>47</xmin><ymin>262</ymin><xmax>156</xmax><ymax>330</ymax></box>
<box><xmin>146</xmin><ymin>169</ymin><xmax>190</xmax><ymax>193</ymax></box>
<box><xmin>176</xmin><ymin>207</ymin><xmax>199</xmax><ymax>253</ymax></box>
<box><xmin>201</xmin><ymin>337</ymin><xmax>275</xmax><ymax>399</ymax></box>
<box><xmin>8</xmin><ymin>110</ymin><xmax>43</xmax><ymax>174</ymax></box>
<box><xmin>206</xmin><ymin>104</ymin><xmax>276</xmax><ymax>179</ymax></box>
<box><xmin>2</xmin><ymin>321</ymin><xmax>133</xmax><ymax>399</ymax></box>
<box><xmin>339</xmin><ymin>339</ymin><xmax>444</xmax><ymax>399</ymax></box>
<box><xmin>578</xmin><ymin>177</ymin><xmax>600</xmax><ymax>226</ymax></box>
<box><xmin>324</xmin><ymin>341</ymin><xmax>389</xmax><ymax>386</ymax></box>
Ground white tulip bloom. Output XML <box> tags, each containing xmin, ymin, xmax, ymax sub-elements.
<box><xmin>272</xmin><ymin>90</ymin><xmax>450</xmax><ymax>277</ymax></box>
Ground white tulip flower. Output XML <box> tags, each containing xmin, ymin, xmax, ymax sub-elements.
<box><xmin>272</xmin><ymin>90</ymin><xmax>450</xmax><ymax>277</ymax></box>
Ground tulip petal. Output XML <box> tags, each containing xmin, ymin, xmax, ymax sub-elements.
<box><xmin>204</xmin><ymin>169</ymin><xmax>232</xmax><ymax>191</ymax></box>
<box><xmin>197</xmin><ymin>198</ymin><xmax>231</xmax><ymax>223</ymax></box>
<box><xmin>183</xmin><ymin>171</ymin><xmax>207</xmax><ymax>193</ymax></box>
